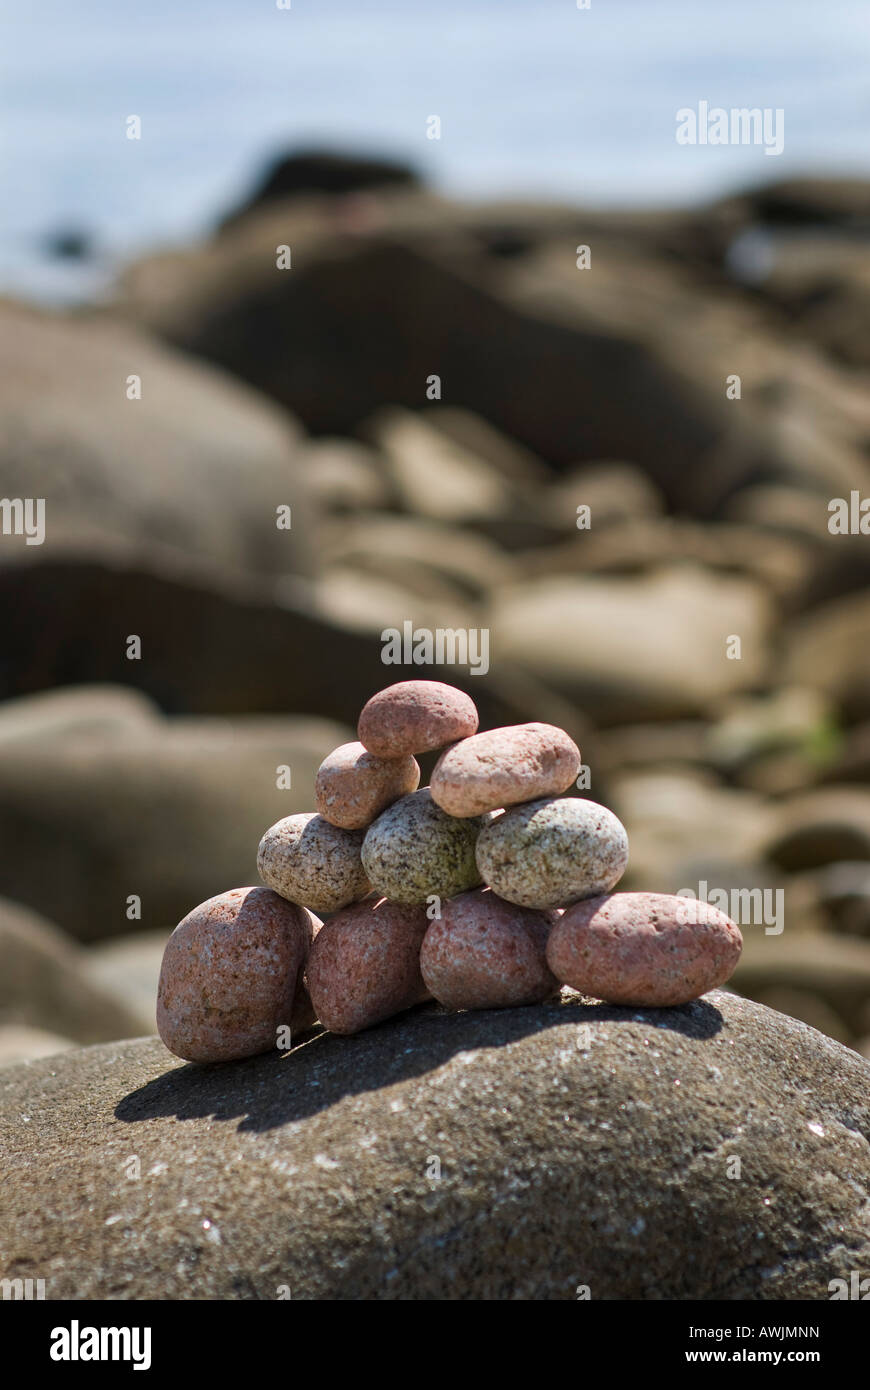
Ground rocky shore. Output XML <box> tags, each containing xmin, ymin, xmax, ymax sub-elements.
<box><xmin>1</xmin><ymin>152</ymin><xmax>869</xmax><ymax>1298</ymax></box>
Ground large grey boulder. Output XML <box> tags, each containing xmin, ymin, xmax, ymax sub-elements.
<box><xmin>0</xmin><ymin>298</ymin><xmax>316</xmax><ymax>579</ymax></box>
<box><xmin>1</xmin><ymin>991</ymin><xmax>867</xmax><ymax>1299</ymax></box>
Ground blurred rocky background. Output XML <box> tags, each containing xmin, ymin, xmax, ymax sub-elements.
<box><xmin>3</xmin><ymin>145</ymin><xmax>870</xmax><ymax>1064</ymax></box>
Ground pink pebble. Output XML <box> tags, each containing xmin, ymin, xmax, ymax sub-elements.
<box><xmin>546</xmin><ymin>891</ymin><xmax>743</xmax><ymax>1007</ymax></box>
<box><xmin>358</xmin><ymin>680</ymin><xmax>478</xmax><ymax>758</ymax></box>
<box><xmin>430</xmin><ymin>721</ymin><xmax>582</xmax><ymax>817</ymax></box>
<box><xmin>314</xmin><ymin>741</ymin><xmax>420</xmax><ymax>829</ymax></box>
<box><xmin>420</xmin><ymin>888</ymin><xmax>558</xmax><ymax>1010</ymax></box>
<box><xmin>157</xmin><ymin>887</ymin><xmax>312</xmax><ymax>1063</ymax></box>
<box><xmin>306</xmin><ymin>896</ymin><xmax>431</xmax><ymax>1034</ymax></box>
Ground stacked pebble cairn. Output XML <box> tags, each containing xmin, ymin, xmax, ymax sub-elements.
<box><xmin>157</xmin><ymin>680</ymin><xmax>743</xmax><ymax>1063</ymax></box>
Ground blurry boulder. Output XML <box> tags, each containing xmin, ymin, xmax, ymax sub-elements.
<box><xmin>608</xmin><ymin>770</ymin><xmax>776</xmax><ymax>890</ymax></box>
<box><xmin>740</xmin><ymin>179</ymin><xmax>870</xmax><ymax>229</ymax></box>
<box><xmin>705</xmin><ymin>687</ymin><xmax>840</xmax><ymax>778</ymax></box>
<box><xmin>0</xmin><ymin>684</ymin><xmax>158</xmax><ymax>744</ymax></box>
<box><xmin>304</xmin><ymin>438</ymin><xmax>394</xmax><ymax>514</ymax></box>
<box><xmin>0</xmin><ymin>553</ymin><xmax>571</xmax><ymax>736</ymax></box>
<box><xmin>807</xmin><ymin>861</ymin><xmax>870</xmax><ymax>939</ymax></box>
<box><xmin>0</xmin><ymin>1026</ymin><xmax>76</xmax><ymax>1069</ymax></box>
<box><xmin>817</xmin><ymin>722</ymin><xmax>870</xmax><ymax>786</ymax></box>
<box><xmin>784</xmin><ymin>591</ymin><xmax>870</xmax><ymax>718</ymax></box>
<box><xmin>0</xmin><ymin>897</ymin><xmax>144</xmax><ymax>1042</ymax></box>
<box><xmin>0</xmin><ymin>702</ymin><xmax>352</xmax><ymax>941</ymax></box>
<box><xmin>491</xmin><ymin>564</ymin><xmax>772</xmax><ymax>724</ymax></box>
<box><xmin>116</xmin><ymin>210</ymin><xmax>800</xmax><ymax>514</ymax></box>
<box><xmin>0</xmin><ymin>299</ymin><xmax>317</xmax><ymax>579</ymax></box>
<box><xmin>765</xmin><ymin>788</ymin><xmax>870</xmax><ymax>871</ymax></box>
<box><xmin>420</xmin><ymin>406</ymin><xmax>551</xmax><ymax>487</ymax></box>
<box><xmin>734</xmin><ymin>929</ymin><xmax>870</xmax><ymax>1038</ymax></box>
<box><xmin>219</xmin><ymin>148</ymin><xmax>420</xmax><ymax>231</ymax></box>
<box><xmin>86</xmin><ymin>930</ymin><xmax>171</xmax><ymax>1033</ymax></box>
<box><xmin>541</xmin><ymin>461</ymin><xmax>665</xmax><ymax>532</ymax></box>
<box><xmin>516</xmin><ymin>516</ymin><xmax>808</xmax><ymax>604</ymax></box>
<box><xmin>362</xmin><ymin>406</ymin><xmax>540</xmax><ymax>527</ymax></box>
<box><xmin>321</xmin><ymin>513</ymin><xmax>514</xmax><ymax>606</ymax></box>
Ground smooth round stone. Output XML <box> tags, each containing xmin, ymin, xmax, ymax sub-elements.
<box><xmin>306</xmin><ymin>897</ymin><xmax>430</xmax><ymax>1034</ymax></box>
<box><xmin>361</xmin><ymin>788</ymin><xmax>486</xmax><ymax>905</ymax></box>
<box><xmin>420</xmin><ymin>888</ymin><xmax>558</xmax><ymax>1010</ymax></box>
<box><xmin>358</xmin><ymin>680</ymin><xmax>478</xmax><ymax>758</ymax></box>
<box><xmin>430</xmin><ymin>721</ymin><xmax>581</xmax><ymax>817</ymax></box>
<box><xmin>314</xmin><ymin>741</ymin><xmax>420</xmax><ymax>830</ymax></box>
<box><xmin>156</xmin><ymin>887</ymin><xmax>311</xmax><ymax>1063</ymax></box>
<box><xmin>546</xmin><ymin>891</ymin><xmax>743</xmax><ymax>1007</ymax></box>
<box><xmin>476</xmin><ymin>797</ymin><xmax>628</xmax><ymax>909</ymax></box>
<box><xmin>257</xmin><ymin>813</ymin><xmax>370</xmax><ymax>913</ymax></box>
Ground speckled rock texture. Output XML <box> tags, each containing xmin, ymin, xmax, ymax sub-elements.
<box><xmin>257</xmin><ymin>813</ymin><xmax>370</xmax><ymax>913</ymax></box>
<box><xmin>547</xmin><ymin>892</ymin><xmax>743</xmax><ymax>1007</ymax></box>
<box><xmin>430</xmin><ymin>722</ymin><xmax>581</xmax><ymax>817</ymax></box>
<box><xmin>358</xmin><ymin>680</ymin><xmax>478</xmax><ymax>758</ymax></box>
<box><xmin>361</xmin><ymin>789</ymin><xmax>486</xmax><ymax>904</ymax></box>
<box><xmin>314</xmin><ymin>741</ymin><xmax>420</xmax><ymax>830</ymax></box>
<box><xmin>306</xmin><ymin>897</ymin><xmax>430</xmax><ymax>1034</ymax></box>
<box><xmin>420</xmin><ymin>888</ymin><xmax>558</xmax><ymax>1010</ymax></box>
<box><xmin>156</xmin><ymin>888</ymin><xmax>313</xmax><ymax>1063</ymax></box>
<box><xmin>476</xmin><ymin>797</ymin><xmax>629</xmax><ymax>909</ymax></box>
<box><xmin>2</xmin><ymin>992</ymin><xmax>868</xmax><ymax>1299</ymax></box>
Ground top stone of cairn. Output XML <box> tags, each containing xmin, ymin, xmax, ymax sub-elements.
<box><xmin>358</xmin><ymin>680</ymin><xmax>479</xmax><ymax>758</ymax></box>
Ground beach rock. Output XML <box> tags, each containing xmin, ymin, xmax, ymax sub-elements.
<box><xmin>0</xmin><ymin>897</ymin><xmax>144</xmax><ymax>1045</ymax></box>
<box><xmin>157</xmin><ymin>888</ymin><xmax>314</xmax><ymax>1063</ymax></box>
<box><xmin>306</xmin><ymin>897</ymin><xmax>430</xmax><ymax>1035</ymax></box>
<box><xmin>0</xmin><ymin>1025</ymin><xmax>76</xmax><ymax>1069</ymax></box>
<box><xmin>476</xmin><ymin>798</ymin><xmax>629</xmax><ymax>909</ymax></box>
<box><xmin>358</xmin><ymin>681</ymin><xmax>478</xmax><ymax>758</ymax></box>
<box><xmin>492</xmin><ymin>566</ymin><xmax>772</xmax><ymax>724</ymax></box>
<box><xmin>86</xmin><ymin>930</ymin><xmax>172</xmax><ymax>1034</ymax></box>
<box><xmin>361</xmin><ymin>790</ymin><xmax>486</xmax><ymax>905</ymax></box>
<box><xmin>257</xmin><ymin>815</ymin><xmax>370</xmax><ymax>914</ymax></box>
<box><xmin>0</xmin><ymin>684</ymin><xmax>158</xmax><ymax>745</ymax></box>
<box><xmin>0</xmin><ymin>705</ymin><xmax>351</xmax><ymax>941</ymax></box>
<box><xmin>0</xmin><ymin>299</ymin><xmax>316</xmax><ymax>579</ymax></box>
<box><xmin>547</xmin><ymin>892</ymin><xmax>743</xmax><ymax>1007</ymax></box>
<box><xmin>420</xmin><ymin>889</ymin><xmax>557</xmax><ymax>1010</ymax></box>
<box><xmin>733</xmin><ymin>930</ymin><xmax>870</xmax><ymax>1039</ymax></box>
<box><xmin>315</xmin><ymin>742</ymin><xmax>420</xmax><ymax>830</ymax></box>
<box><xmin>3</xmin><ymin>992</ymin><xmax>870</xmax><ymax>1299</ymax></box>
<box><xmin>542</xmin><ymin>460</ymin><xmax>665</xmax><ymax>531</ymax></box>
<box><xmin>784</xmin><ymin>591</ymin><xmax>870</xmax><ymax>720</ymax></box>
<box><xmin>609</xmin><ymin>771</ymin><xmax>777</xmax><ymax>891</ymax></box>
<box><xmin>363</xmin><ymin>406</ymin><xmax>538</xmax><ymax>526</ymax></box>
<box><xmin>765</xmin><ymin>788</ymin><xmax>870</xmax><ymax>871</ymax></box>
<box><xmin>430</xmin><ymin>721</ymin><xmax>581</xmax><ymax>817</ymax></box>
<box><xmin>219</xmin><ymin>148</ymin><xmax>420</xmax><ymax>230</ymax></box>
<box><xmin>322</xmin><ymin>514</ymin><xmax>514</xmax><ymax>605</ymax></box>
<box><xmin>116</xmin><ymin>211</ymin><xmax>793</xmax><ymax>513</ymax></box>
<box><xmin>304</xmin><ymin>439</ymin><xmax>394</xmax><ymax>514</ymax></box>
<box><xmin>0</xmin><ymin>557</ymin><xmax>569</xmax><ymax>740</ymax></box>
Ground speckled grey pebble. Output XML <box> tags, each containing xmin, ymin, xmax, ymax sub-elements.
<box><xmin>361</xmin><ymin>788</ymin><xmax>487</xmax><ymax>905</ymax></box>
<box><xmin>257</xmin><ymin>813</ymin><xmax>370</xmax><ymax>913</ymax></box>
<box><xmin>476</xmin><ymin>796</ymin><xmax>629</xmax><ymax>909</ymax></box>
